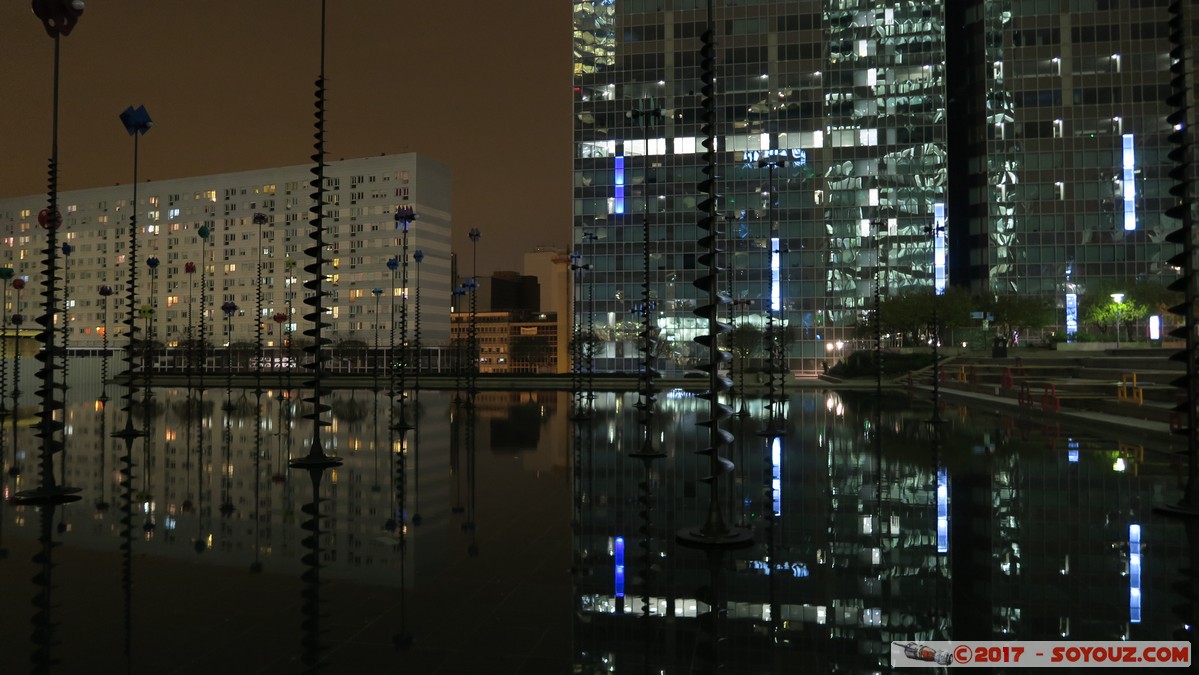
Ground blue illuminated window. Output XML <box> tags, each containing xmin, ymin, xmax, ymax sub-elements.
<box><xmin>614</xmin><ymin>155</ymin><xmax>625</xmax><ymax>215</ymax></box>
<box><xmin>1130</xmin><ymin>524</ymin><xmax>1141</xmax><ymax>623</ymax></box>
<box><xmin>1122</xmin><ymin>134</ymin><xmax>1136</xmax><ymax>231</ymax></box>
<box><xmin>936</xmin><ymin>468</ymin><xmax>948</xmax><ymax>553</ymax></box>
<box><xmin>770</xmin><ymin>237</ymin><xmax>781</xmax><ymax>312</ymax></box>
<box><xmin>614</xmin><ymin>536</ymin><xmax>625</xmax><ymax>599</ymax></box>
<box><xmin>933</xmin><ymin>203</ymin><xmax>946</xmax><ymax>296</ymax></box>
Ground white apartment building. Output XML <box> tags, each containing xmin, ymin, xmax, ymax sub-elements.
<box><xmin>0</xmin><ymin>154</ymin><xmax>452</xmax><ymax>351</ymax></box>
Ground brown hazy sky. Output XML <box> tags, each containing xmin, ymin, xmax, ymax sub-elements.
<box><xmin>0</xmin><ymin>1</ymin><xmax>572</xmax><ymax>275</ymax></box>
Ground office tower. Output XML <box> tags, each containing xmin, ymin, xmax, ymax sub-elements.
<box><xmin>572</xmin><ymin>0</ymin><xmax>1184</xmax><ymax>372</ymax></box>
<box><xmin>949</xmin><ymin>0</ymin><xmax>1182</xmax><ymax>302</ymax></box>
<box><xmin>0</xmin><ymin>154</ymin><xmax>453</xmax><ymax>351</ymax></box>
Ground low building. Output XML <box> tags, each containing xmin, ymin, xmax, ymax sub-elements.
<box><xmin>451</xmin><ymin>310</ymin><xmax>560</xmax><ymax>374</ymax></box>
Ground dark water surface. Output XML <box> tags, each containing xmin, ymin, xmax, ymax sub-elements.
<box><xmin>0</xmin><ymin>359</ymin><xmax>1192</xmax><ymax>673</ymax></box>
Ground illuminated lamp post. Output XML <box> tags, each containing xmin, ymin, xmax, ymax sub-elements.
<box><xmin>1111</xmin><ymin>292</ymin><xmax>1125</xmax><ymax>348</ymax></box>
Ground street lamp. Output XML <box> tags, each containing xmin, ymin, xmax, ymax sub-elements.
<box><xmin>1111</xmin><ymin>292</ymin><xmax>1125</xmax><ymax>348</ymax></box>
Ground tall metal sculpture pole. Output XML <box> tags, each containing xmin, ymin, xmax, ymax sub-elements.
<box><xmin>60</xmin><ymin>242</ymin><xmax>72</xmax><ymax>393</ymax></box>
<box><xmin>371</xmin><ymin>287</ymin><xmax>383</xmax><ymax>390</ymax></box>
<box><xmin>758</xmin><ymin>157</ymin><xmax>788</xmax><ymax>437</ymax></box>
<box><xmin>581</xmin><ymin>231</ymin><xmax>598</xmax><ymax>416</ymax></box>
<box><xmin>1159</xmin><ymin>0</ymin><xmax>1199</xmax><ymax>516</ymax></box>
<box><xmin>412</xmin><ymin>249</ymin><xmax>424</xmax><ymax>394</ymax></box>
<box><xmin>0</xmin><ymin>268</ymin><xmax>10</xmax><ymax>555</ymax></box>
<box><xmin>568</xmin><ymin>255</ymin><xmax>592</xmax><ymax>421</ymax></box>
<box><xmin>676</xmin><ymin>0</ymin><xmax>751</xmax><ymax>551</ymax></box>
<box><xmin>468</xmin><ymin>227</ymin><xmax>481</xmax><ymax>403</ymax></box>
<box><xmin>288</xmin><ymin>3</ymin><xmax>342</xmax><ymax>672</ymax></box>
<box><xmin>253</xmin><ymin>213</ymin><xmax>268</xmax><ymax>384</ymax></box>
<box><xmin>17</xmin><ymin>0</ymin><xmax>86</xmax><ymax>508</ymax></box>
<box><xmin>386</xmin><ymin>256</ymin><xmax>399</xmax><ymax>398</ymax></box>
<box><xmin>195</xmin><ymin>225</ymin><xmax>212</xmax><ymax>555</ymax></box>
<box><xmin>629</xmin><ymin>101</ymin><xmax>664</xmax><ymax>456</ymax></box>
<box><xmin>395</xmin><ymin>206</ymin><xmax>416</xmax><ymax>430</ymax></box>
<box><xmin>17</xmin><ymin>4</ymin><xmax>86</xmax><ymax>673</ymax></box>
<box><xmin>411</xmin><ymin>249</ymin><xmax>424</xmax><ymax>527</ymax></box>
<box><xmin>0</xmin><ymin>267</ymin><xmax>10</xmax><ymax>417</ymax></box>
<box><xmin>677</xmin><ymin>15</ymin><xmax>751</xmax><ymax>675</ymax></box>
<box><xmin>10</xmin><ymin>278</ymin><xmax>26</xmax><ymax>478</ymax></box>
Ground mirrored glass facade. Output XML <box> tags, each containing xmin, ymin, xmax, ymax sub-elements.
<box><xmin>572</xmin><ymin>0</ymin><xmax>1188</xmax><ymax>373</ymax></box>
<box><xmin>956</xmin><ymin>0</ymin><xmax>1183</xmax><ymax>298</ymax></box>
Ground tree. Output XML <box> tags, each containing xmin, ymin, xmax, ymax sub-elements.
<box><xmin>873</xmin><ymin>287</ymin><xmax>973</xmax><ymax>347</ymax></box>
<box><xmin>727</xmin><ymin>323</ymin><xmax>764</xmax><ymax>363</ymax></box>
<box><xmin>987</xmin><ymin>294</ymin><xmax>1055</xmax><ymax>342</ymax></box>
<box><xmin>1085</xmin><ymin>297</ymin><xmax>1148</xmax><ymax>342</ymax></box>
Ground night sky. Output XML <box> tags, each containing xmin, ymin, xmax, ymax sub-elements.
<box><xmin>0</xmin><ymin>0</ymin><xmax>571</xmax><ymax>275</ymax></box>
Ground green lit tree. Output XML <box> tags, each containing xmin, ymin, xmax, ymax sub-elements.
<box><xmin>1085</xmin><ymin>296</ymin><xmax>1148</xmax><ymax>344</ymax></box>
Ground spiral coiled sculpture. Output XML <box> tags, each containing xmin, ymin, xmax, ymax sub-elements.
<box><xmin>288</xmin><ymin>3</ymin><xmax>342</xmax><ymax>672</ymax></box>
<box><xmin>395</xmin><ymin>206</ymin><xmax>415</xmax><ymax>431</ymax></box>
<box><xmin>677</xmin><ymin>0</ymin><xmax>750</xmax><ymax>551</ymax></box>
<box><xmin>1160</xmin><ymin>0</ymin><xmax>1199</xmax><ymax>517</ymax></box>
<box><xmin>19</xmin><ymin>4</ymin><xmax>87</xmax><ymax>672</ymax></box>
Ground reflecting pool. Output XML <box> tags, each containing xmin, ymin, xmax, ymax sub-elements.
<box><xmin>0</xmin><ymin>359</ymin><xmax>1192</xmax><ymax>673</ymax></box>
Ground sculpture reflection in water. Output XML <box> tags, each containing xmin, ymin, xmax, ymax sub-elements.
<box><xmin>0</xmin><ymin>378</ymin><xmax>1190</xmax><ymax>670</ymax></box>
<box><xmin>569</xmin><ymin>389</ymin><xmax>1190</xmax><ymax>672</ymax></box>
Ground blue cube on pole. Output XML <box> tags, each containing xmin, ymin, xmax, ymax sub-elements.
<box><xmin>120</xmin><ymin>105</ymin><xmax>153</xmax><ymax>136</ymax></box>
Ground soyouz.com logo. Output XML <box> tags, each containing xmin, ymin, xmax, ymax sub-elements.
<box><xmin>891</xmin><ymin>641</ymin><xmax>1190</xmax><ymax>668</ymax></box>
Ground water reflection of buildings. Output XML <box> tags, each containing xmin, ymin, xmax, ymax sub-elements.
<box><xmin>3</xmin><ymin>361</ymin><xmax>569</xmax><ymax>589</ymax></box>
<box><xmin>572</xmin><ymin>390</ymin><xmax>1184</xmax><ymax>672</ymax></box>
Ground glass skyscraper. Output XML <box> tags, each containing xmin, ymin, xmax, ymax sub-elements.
<box><xmin>572</xmin><ymin>0</ymin><xmax>1187</xmax><ymax>373</ymax></box>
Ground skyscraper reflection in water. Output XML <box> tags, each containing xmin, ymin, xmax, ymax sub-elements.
<box><xmin>0</xmin><ymin>360</ymin><xmax>1189</xmax><ymax>671</ymax></box>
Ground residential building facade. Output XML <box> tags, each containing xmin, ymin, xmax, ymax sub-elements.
<box><xmin>0</xmin><ymin>154</ymin><xmax>452</xmax><ymax>352</ymax></box>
